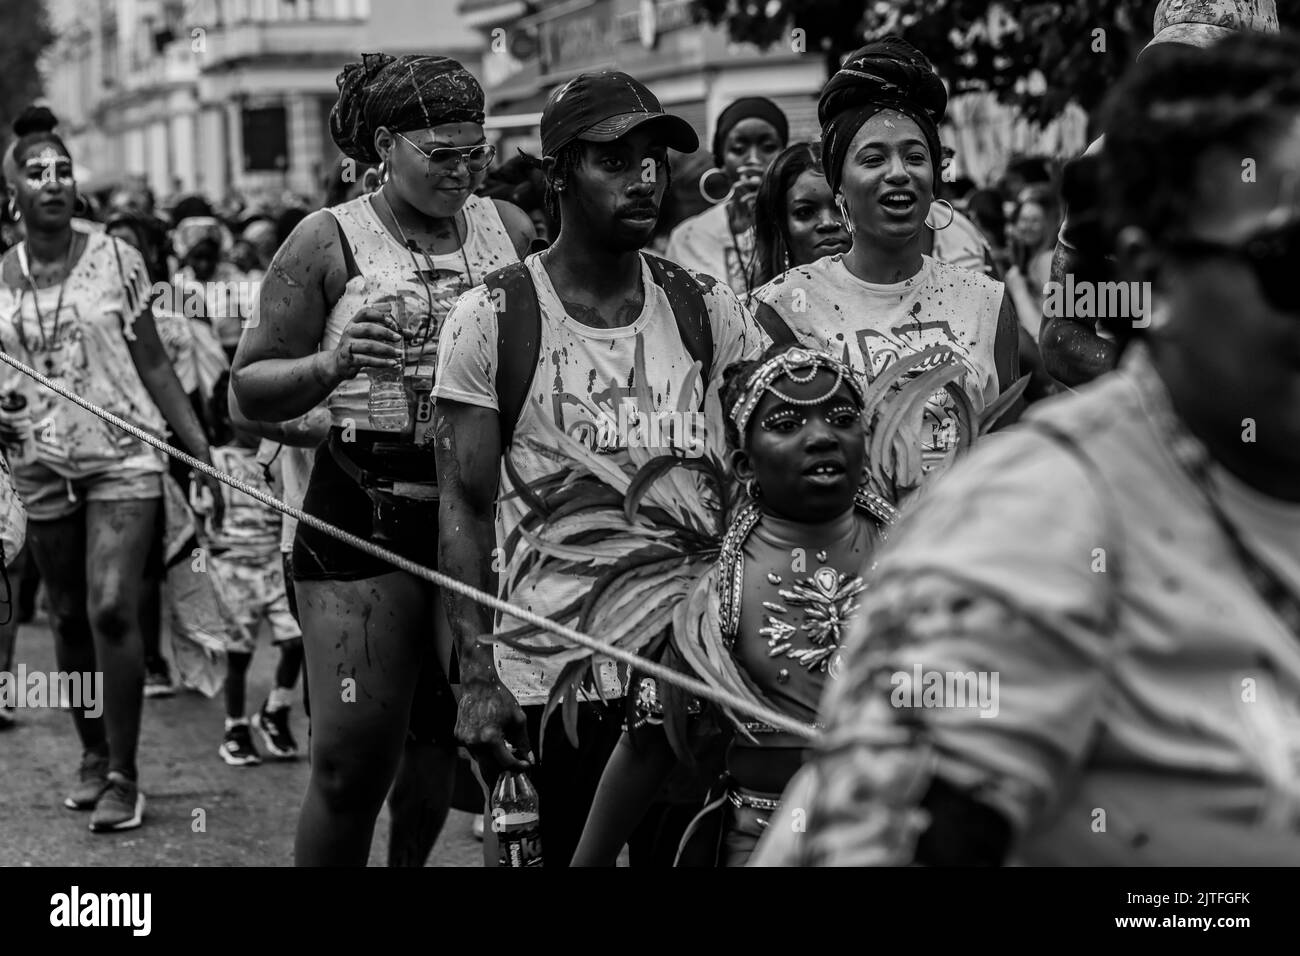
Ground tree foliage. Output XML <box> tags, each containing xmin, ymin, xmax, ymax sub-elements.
<box><xmin>0</xmin><ymin>0</ymin><xmax>56</xmax><ymax>145</ymax></box>
<box><xmin>692</xmin><ymin>0</ymin><xmax>1300</xmax><ymax>123</ymax></box>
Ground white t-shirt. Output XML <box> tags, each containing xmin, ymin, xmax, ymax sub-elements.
<box><xmin>751</xmin><ymin>254</ymin><xmax>1004</xmax><ymax>474</ymax></box>
<box><xmin>434</xmin><ymin>253</ymin><xmax>766</xmax><ymax>706</ymax></box>
<box><xmin>0</xmin><ymin>224</ymin><xmax>166</xmax><ymax>479</ymax></box>
<box><xmin>930</xmin><ymin>207</ymin><xmax>994</xmax><ymax>276</ymax></box>
<box><xmin>206</xmin><ymin>443</ymin><xmax>281</xmax><ymax>561</ymax></box>
<box><xmin>664</xmin><ymin>201</ymin><xmax>756</xmax><ymax>301</ymax></box>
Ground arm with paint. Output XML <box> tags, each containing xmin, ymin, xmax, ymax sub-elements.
<box><xmin>1038</xmin><ymin>141</ymin><xmax>1119</xmax><ymax>386</ymax></box>
<box><xmin>231</xmin><ymin>210</ymin><xmax>402</xmax><ymax>422</ymax></box>
<box><xmin>433</xmin><ymin>289</ymin><xmax>529</xmax><ymax>775</ymax></box>
<box><xmin>227</xmin><ymin>376</ymin><xmax>330</xmax><ymax>448</ymax></box>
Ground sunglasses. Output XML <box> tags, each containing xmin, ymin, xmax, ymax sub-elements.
<box><xmin>1164</xmin><ymin>216</ymin><xmax>1300</xmax><ymax>315</ymax></box>
<box><xmin>396</xmin><ymin>132</ymin><xmax>496</xmax><ymax>173</ymax></box>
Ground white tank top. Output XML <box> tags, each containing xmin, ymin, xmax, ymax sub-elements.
<box><xmin>323</xmin><ymin>191</ymin><xmax>517</xmax><ymax>434</ymax></box>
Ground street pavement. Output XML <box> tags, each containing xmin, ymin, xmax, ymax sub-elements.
<box><xmin>0</xmin><ymin>617</ymin><xmax>482</xmax><ymax>867</ymax></box>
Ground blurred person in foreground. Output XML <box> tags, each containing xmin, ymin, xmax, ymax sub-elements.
<box><xmin>1039</xmin><ymin>0</ymin><xmax>1280</xmax><ymax>387</ymax></box>
<box><xmin>753</xmin><ymin>31</ymin><xmax>1300</xmax><ymax>866</ymax></box>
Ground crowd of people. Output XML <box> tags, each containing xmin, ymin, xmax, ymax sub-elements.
<box><xmin>0</xmin><ymin>0</ymin><xmax>1295</xmax><ymax>867</ymax></box>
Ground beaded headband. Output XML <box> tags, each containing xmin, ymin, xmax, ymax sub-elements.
<box><xmin>730</xmin><ymin>347</ymin><xmax>865</xmax><ymax>438</ymax></box>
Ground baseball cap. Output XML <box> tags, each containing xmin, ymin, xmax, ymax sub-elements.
<box><xmin>1140</xmin><ymin>0</ymin><xmax>1279</xmax><ymax>58</ymax></box>
<box><xmin>540</xmin><ymin>71</ymin><xmax>699</xmax><ymax>157</ymax></box>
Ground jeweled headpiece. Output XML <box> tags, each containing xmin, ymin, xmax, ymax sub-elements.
<box><xmin>730</xmin><ymin>347</ymin><xmax>865</xmax><ymax>438</ymax></box>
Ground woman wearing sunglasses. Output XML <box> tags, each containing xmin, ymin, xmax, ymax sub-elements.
<box><xmin>231</xmin><ymin>53</ymin><xmax>535</xmax><ymax>866</ymax></box>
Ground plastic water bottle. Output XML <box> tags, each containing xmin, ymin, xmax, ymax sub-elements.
<box><xmin>491</xmin><ymin>770</ymin><xmax>542</xmax><ymax>867</ymax></box>
<box><xmin>0</xmin><ymin>392</ymin><xmax>33</xmax><ymax>465</ymax></box>
<box><xmin>367</xmin><ymin>299</ymin><xmax>409</xmax><ymax>433</ymax></box>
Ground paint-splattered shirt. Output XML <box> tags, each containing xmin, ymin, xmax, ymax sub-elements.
<box><xmin>323</xmin><ymin>192</ymin><xmax>518</xmax><ymax>438</ymax></box>
<box><xmin>0</xmin><ymin>224</ymin><xmax>165</xmax><ymax>479</ymax></box>
<box><xmin>434</xmin><ymin>252</ymin><xmax>766</xmax><ymax>706</ymax></box>
<box><xmin>751</xmin><ymin>253</ymin><xmax>1003</xmax><ymax>475</ymax></box>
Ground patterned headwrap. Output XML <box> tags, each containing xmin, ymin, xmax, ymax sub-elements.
<box><xmin>818</xmin><ymin>37</ymin><xmax>948</xmax><ymax>195</ymax></box>
<box><xmin>329</xmin><ymin>53</ymin><xmax>486</xmax><ymax>164</ymax></box>
<box><xmin>730</xmin><ymin>347</ymin><xmax>865</xmax><ymax>438</ymax></box>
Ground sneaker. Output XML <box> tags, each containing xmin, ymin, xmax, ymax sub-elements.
<box><xmin>252</xmin><ymin>702</ymin><xmax>298</xmax><ymax>759</ymax></box>
<box><xmin>143</xmin><ymin>670</ymin><xmax>175</xmax><ymax>699</ymax></box>
<box><xmin>0</xmin><ymin>704</ymin><xmax>15</xmax><ymax>730</ymax></box>
<box><xmin>64</xmin><ymin>752</ymin><xmax>111</xmax><ymax>810</ymax></box>
<box><xmin>89</xmin><ymin>772</ymin><xmax>145</xmax><ymax>832</ymax></box>
<box><xmin>471</xmin><ymin>814</ymin><xmax>485</xmax><ymax>841</ymax></box>
<box><xmin>219</xmin><ymin>722</ymin><xmax>262</xmax><ymax>766</ymax></box>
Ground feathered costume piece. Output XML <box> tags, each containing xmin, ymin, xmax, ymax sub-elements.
<box><xmin>496</xmin><ymin>342</ymin><xmax>1027</xmax><ymax>751</ymax></box>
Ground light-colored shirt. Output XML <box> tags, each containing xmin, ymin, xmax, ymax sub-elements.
<box><xmin>206</xmin><ymin>443</ymin><xmax>282</xmax><ymax>562</ymax></box>
<box><xmin>665</xmin><ymin>201</ymin><xmax>756</xmax><ymax>301</ymax></box>
<box><xmin>755</xmin><ymin>345</ymin><xmax>1300</xmax><ymax>866</ymax></box>
<box><xmin>0</xmin><ymin>224</ymin><xmax>165</xmax><ymax>479</ymax></box>
<box><xmin>434</xmin><ymin>253</ymin><xmax>766</xmax><ymax>706</ymax></box>
<box><xmin>323</xmin><ymin>192</ymin><xmax>517</xmax><ymax>436</ymax></box>
<box><xmin>751</xmin><ymin>254</ymin><xmax>1004</xmax><ymax>474</ymax></box>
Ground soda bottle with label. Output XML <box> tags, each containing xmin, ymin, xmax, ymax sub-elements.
<box><xmin>0</xmin><ymin>392</ymin><xmax>33</xmax><ymax>465</ymax></box>
<box><xmin>367</xmin><ymin>298</ymin><xmax>410</xmax><ymax>433</ymax></box>
<box><xmin>491</xmin><ymin>770</ymin><xmax>542</xmax><ymax>867</ymax></box>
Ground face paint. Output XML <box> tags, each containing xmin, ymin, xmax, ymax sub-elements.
<box><xmin>24</xmin><ymin>147</ymin><xmax>73</xmax><ymax>188</ymax></box>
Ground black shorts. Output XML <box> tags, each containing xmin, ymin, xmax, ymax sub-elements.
<box><xmin>291</xmin><ymin>432</ymin><xmax>439</xmax><ymax>581</ymax></box>
<box><xmin>290</xmin><ymin>432</ymin><xmax>454</xmax><ymax>746</ymax></box>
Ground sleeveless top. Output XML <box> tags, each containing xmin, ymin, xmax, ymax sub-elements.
<box><xmin>322</xmin><ymin>191</ymin><xmax>517</xmax><ymax>435</ymax></box>
<box><xmin>751</xmin><ymin>254</ymin><xmax>1004</xmax><ymax>476</ymax></box>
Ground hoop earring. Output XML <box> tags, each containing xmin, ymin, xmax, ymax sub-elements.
<box><xmin>836</xmin><ymin>198</ymin><xmax>853</xmax><ymax>235</ymax></box>
<box><xmin>378</xmin><ymin>159</ymin><xmax>389</xmax><ymax>185</ymax></box>
<box><xmin>699</xmin><ymin>167</ymin><xmax>735</xmax><ymax>205</ymax></box>
<box><xmin>929</xmin><ymin>198</ymin><xmax>956</xmax><ymax>230</ymax></box>
<box><xmin>745</xmin><ymin>478</ymin><xmax>761</xmax><ymax>500</ymax></box>
<box><xmin>7</xmin><ymin>199</ymin><xmax>19</xmax><ymax>222</ymax></box>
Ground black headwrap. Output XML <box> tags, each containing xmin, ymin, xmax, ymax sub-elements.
<box><xmin>330</xmin><ymin>53</ymin><xmax>485</xmax><ymax>164</ymax></box>
<box><xmin>712</xmin><ymin>97</ymin><xmax>789</xmax><ymax>167</ymax></box>
<box><xmin>818</xmin><ymin>37</ymin><xmax>947</xmax><ymax>195</ymax></box>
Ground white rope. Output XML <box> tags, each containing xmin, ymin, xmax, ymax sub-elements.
<box><xmin>0</xmin><ymin>349</ymin><xmax>818</xmax><ymax>740</ymax></box>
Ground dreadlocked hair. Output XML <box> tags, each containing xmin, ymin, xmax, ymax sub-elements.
<box><xmin>1097</xmin><ymin>31</ymin><xmax>1300</xmax><ymax>341</ymax></box>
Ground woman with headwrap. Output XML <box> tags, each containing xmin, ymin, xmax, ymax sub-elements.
<box><xmin>750</xmin><ymin>38</ymin><xmax>1024</xmax><ymax>491</ymax></box>
<box><xmin>665</xmin><ymin>97</ymin><xmax>788</xmax><ymax>300</ymax></box>
<box><xmin>231</xmin><ymin>53</ymin><xmax>534</xmax><ymax>866</ymax></box>
<box><xmin>0</xmin><ymin>106</ymin><xmax>221</xmax><ymax>832</ymax></box>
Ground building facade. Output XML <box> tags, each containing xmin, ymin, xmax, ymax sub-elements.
<box><xmin>44</xmin><ymin>0</ymin><xmax>482</xmax><ymax>205</ymax></box>
<box><xmin>459</xmin><ymin>0</ymin><xmax>826</xmax><ymax>160</ymax></box>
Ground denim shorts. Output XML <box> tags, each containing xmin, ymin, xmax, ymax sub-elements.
<box><xmin>13</xmin><ymin>459</ymin><xmax>163</xmax><ymax>523</ymax></box>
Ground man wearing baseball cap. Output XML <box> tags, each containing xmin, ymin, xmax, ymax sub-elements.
<box><xmin>1039</xmin><ymin>0</ymin><xmax>1280</xmax><ymax>388</ymax></box>
<box><xmin>434</xmin><ymin>71</ymin><xmax>768</xmax><ymax>866</ymax></box>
